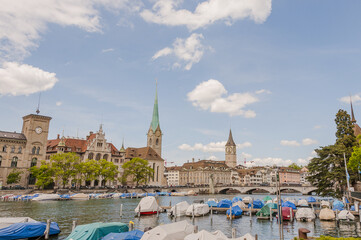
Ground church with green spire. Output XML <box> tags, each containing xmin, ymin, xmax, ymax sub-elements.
<box><xmin>147</xmin><ymin>83</ymin><xmax>162</xmax><ymax>157</ymax></box>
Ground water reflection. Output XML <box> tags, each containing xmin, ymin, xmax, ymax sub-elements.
<box><xmin>0</xmin><ymin>194</ymin><xmax>360</xmax><ymax>239</ymax></box>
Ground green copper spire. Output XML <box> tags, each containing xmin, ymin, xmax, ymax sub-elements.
<box><xmin>150</xmin><ymin>81</ymin><xmax>160</xmax><ymax>132</ymax></box>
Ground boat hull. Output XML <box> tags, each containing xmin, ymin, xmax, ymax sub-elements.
<box><xmin>140</xmin><ymin>211</ymin><xmax>158</xmax><ymax>215</ymax></box>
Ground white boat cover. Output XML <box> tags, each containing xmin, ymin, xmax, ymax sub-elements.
<box><xmin>70</xmin><ymin>193</ymin><xmax>89</xmax><ymax>200</ymax></box>
<box><xmin>171</xmin><ymin>192</ymin><xmax>186</xmax><ymax>196</ymax></box>
<box><xmin>207</xmin><ymin>198</ymin><xmax>218</xmax><ymax>203</ymax></box>
<box><xmin>135</xmin><ymin>196</ymin><xmax>159</xmax><ymax>213</ymax></box>
<box><xmin>0</xmin><ymin>217</ymin><xmax>37</xmax><ymax>229</ymax></box>
<box><xmin>236</xmin><ymin>233</ymin><xmax>255</xmax><ymax>240</ymax></box>
<box><xmin>184</xmin><ymin>230</ymin><xmax>229</xmax><ymax>240</ymax></box>
<box><xmin>232</xmin><ymin>201</ymin><xmax>246</xmax><ymax>208</ymax></box>
<box><xmin>187</xmin><ymin>190</ymin><xmax>196</xmax><ymax>196</ymax></box>
<box><xmin>243</xmin><ymin>197</ymin><xmax>252</xmax><ymax>204</ymax></box>
<box><xmin>186</xmin><ymin>204</ymin><xmax>209</xmax><ymax>217</ymax></box>
<box><xmin>320</xmin><ymin>201</ymin><xmax>331</xmax><ymax>208</ymax></box>
<box><xmin>169</xmin><ymin>201</ymin><xmax>190</xmax><ymax>217</ymax></box>
<box><xmin>273</xmin><ymin>198</ymin><xmax>282</xmax><ymax>203</ymax></box>
<box><xmin>297</xmin><ymin>199</ymin><xmax>308</xmax><ymax>206</ymax></box>
<box><xmin>338</xmin><ymin>210</ymin><xmax>355</xmax><ymax>221</ymax></box>
<box><xmin>295</xmin><ymin>208</ymin><xmax>316</xmax><ymax>221</ymax></box>
<box><xmin>112</xmin><ymin>193</ymin><xmax>122</xmax><ymax>198</ymax></box>
<box><xmin>32</xmin><ymin>194</ymin><xmax>60</xmax><ymax>201</ymax></box>
<box><xmin>319</xmin><ymin>208</ymin><xmax>335</xmax><ymax>221</ymax></box>
<box><xmin>140</xmin><ymin>220</ymin><xmax>194</xmax><ymax>240</ymax></box>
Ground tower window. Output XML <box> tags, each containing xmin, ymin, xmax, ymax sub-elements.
<box><xmin>0</xmin><ymin>155</ymin><xmax>2</xmax><ymax>166</ymax></box>
<box><xmin>11</xmin><ymin>157</ymin><xmax>18</xmax><ymax>167</ymax></box>
<box><xmin>36</xmin><ymin>147</ymin><xmax>40</xmax><ymax>155</ymax></box>
<box><xmin>156</xmin><ymin>138</ymin><xmax>159</xmax><ymax>146</ymax></box>
<box><xmin>32</xmin><ymin>146</ymin><xmax>36</xmax><ymax>154</ymax></box>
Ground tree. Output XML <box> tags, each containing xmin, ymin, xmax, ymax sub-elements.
<box><xmin>122</xmin><ymin>158</ymin><xmax>154</xmax><ymax>186</ymax></box>
<box><xmin>7</xmin><ymin>169</ymin><xmax>22</xmax><ymax>185</ymax></box>
<box><xmin>30</xmin><ymin>161</ymin><xmax>54</xmax><ymax>189</ymax></box>
<box><xmin>79</xmin><ymin>159</ymin><xmax>101</xmax><ymax>184</ymax></box>
<box><xmin>307</xmin><ymin>109</ymin><xmax>357</xmax><ymax>198</ymax></box>
<box><xmin>348</xmin><ymin>139</ymin><xmax>361</xmax><ymax>173</ymax></box>
<box><xmin>99</xmin><ymin>159</ymin><xmax>119</xmax><ymax>185</ymax></box>
<box><xmin>288</xmin><ymin>163</ymin><xmax>301</xmax><ymax>170</ymax></box>
<box><xmin>51</xmin><ymin>152</ymin><xmax>81</xmax><ymax>188</ymax></box>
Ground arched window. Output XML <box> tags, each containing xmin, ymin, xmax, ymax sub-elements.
<box><xmin>2</xmin><ymin>145</ymin><xmax>7</xmax><ymax>152</ymax></box>
<box><xmin>95</xmin><ymin>153</ymin><xmax>101</xmax><ymax>161</ymax></box>
<box><xmin>88</xmin><ymin>153</ymin><xmax>94</xmax><ymax>160</ymax></box>
<box><xmin>0</xmin><ymin>155</ymin><xmax>2</xmax><ymax>167</ymax></box>
<box><xmin>156</xmin><ymin>166</ymin><xmax>159</xmax><ymax>182</ymax></box>
<box><xmin>31</xmin><ymin>158</ymin><xmax>37</xmax><ymax>167</ymax></box>
<box><xmin>32</xmin><ymin>146</ymin><xmax>36</xmax><ymax>154</ymax></box>
<box><xmin>103</xmin><ymin>154</ymin><xmax>109</xmax><ymax>161</ymax></box>
<box><xmin>152</xmin><ymin>163</ymin><xmax>155</xmax><ymax>181</ymax></box>
<box><xmin>36</xmin><ymin>147</ymin><xmax>40</xmax><ymax>155</ymax></box>
<box><xmin>11</xmin><ymin>146</ymin><xmax>15</xmax><ymax>153</ymax></box>
<box><xmin>18</xmin><ymin>147</ymin><xmax>22</xmax><ymax>153</ymax></box>
<box><xmin>156</xmin><ymin>138</ymin><xmax>159</xmax><ymax>146</ymax></box>
<box><xmin>149</xmin><ymin>138</ymin><xmax>152</xmax><ymax>145</ymax></box>
<box><xmin>11</xmin><ymin>157</ymin><xmax>18</xmax><ymax>167</ymax></box>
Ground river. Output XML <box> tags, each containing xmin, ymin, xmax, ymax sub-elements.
<box><xmin>1</xmin><ymin>193</ymin><xmax>361</xmax><ymax>240</ymax></box>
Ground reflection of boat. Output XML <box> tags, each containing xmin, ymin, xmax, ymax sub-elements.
<box><xmin>0</xmin><ymin>217</ymin><xmax>60</xmax><ymax>239</ymax></box>
<box><xmin>32</xmin><ymin>194</ymin><xmax>60</xmax><ymax>201</ymax></box>
<box><xmin>169</xmin><ymin>201</ymin><xmax>190</xmax><ymax>217</ymax></box>
<box><xmin>226</xmin><ymin>205</ymin><xmax>243</xmax><ymax>219</ymax></box>
<box><xmin>66</xmin><ymin>222</ymin><xmax>128</xmax><ymax>240</ymax></box>
<box><xmin>135</xmin><ymin>196</ymin><xmax>160</xmax><ymax>215</ymax></box>
<box><xmin>186</xmin><ymin>204</ymin><xmax>209</xmax><ymax>217</ymax></box>
<box><xmin>295</xmin><ymin>207</ymin><xmax>316</xmax><ymax>222</ymax></box>
<box><xmin>141</xmin><ymin>220</ymin><xmax>195</xmax><ymax>240</ymax></box>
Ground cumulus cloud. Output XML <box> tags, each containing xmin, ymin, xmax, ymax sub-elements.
<box><xmin>245</xmin><ymin>157</ymin><xmax>310</xmax><ymax>167</ymax></box>
<box><xmin>339</xmin><ymin>94</ymin><xmax>361</xmax><ymax>104</ymax></box>
<box><xmin>152</xmin><ymin>33</ymin><xmax>207</xmax><ymax>70</ymax></box>
<box><xmin>178</xmin><ymin>141</ymin><xmax>251</xmax><ymax>153</ymax></box>
<box><xmin>188</xmin><ymin>79</ymin><xmax>268</xmax><ymax>117</ymax></box>
<box><xmin>56</xmin><ymin>101</ymin><xmax>63</xmax><ymax>106</ymax></box>
<box><xmin>280</xmin><ymin>138</ymin><xmax>318</xmax><ymax>147</ymax></box>
<box><xmin>0</xmin><ymin>62</ymin><xmax>58</xmax><ymax>96</ymax></box>
<box><xmin>0</xmin><ymin>0</ymin><xmax>140</xmax><ymax>61</ymax></box>
<box><xmin>141</xmin><ymin>0</ymin><xmax>272</xmax><ymax>30</ymax></box>
<box><xmin>208</xmin><ymin>155</ymin><xmax>218</xmax><ymax>160</ymax></box>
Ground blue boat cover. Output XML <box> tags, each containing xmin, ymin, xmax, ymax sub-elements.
<box><xmin>232</xmin><ymin>196</ymin><xmax>242</xmax><ymax>203</ymax></box>
<box><xmin>345</xmin><ymin>198</ymin><xmax>350</xmax><ymax>203</ymax></box>
<box><xmin>217</xmin><ymin>199</ymin><xmax>232</xmax><ymax>208</ymax></box>
<box><xmin>0</xmin><ymin>222</ymin><xmax>60</xmax><ymax>240</ymax></box>
<box><xmin>206</xmin><ymin>200</ymin><xmax>217</xmax><ymax>207</ymax></box>
<box><xmin>226</xmin><ymin>205</ymin><xmax>243</xmax><ymax>217</ymax></box>
<box><xmin>307</xmin><ymin>197</ymin><xmax>316</xmax><ymax>203</ymax></box>
<box><xmin>333</xmin><ymin>200</ymin><xmax>344</xmax><ymax>211</ymax></box>
<box><xmin>66</xmin><ymin>222</ymin><xmax>128</xmax><ymax>240</ymax></box>
<box><xmin>249</xmin><ymin>199</ymin><xmax>264</xmax><ymax>209</ymax></box>
<box><xmin>102</xmin><ymin>230</ymin><xmax>144</xmax><ymax>240</ymax></box>
<box><xmin>282</xmin><ymin>201</ymin><xmax>296</xmax><ymax>210</ymax></box>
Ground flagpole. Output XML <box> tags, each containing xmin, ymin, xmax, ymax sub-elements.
<box><xmin>344</xmin><ymin>152</ymin><xmax>350</xmax><ymax>190</ymax></box>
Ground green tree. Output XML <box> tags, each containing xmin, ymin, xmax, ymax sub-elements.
<box><xmin>51</xmin><ymin>152</ymin><xmax>81</xmax><ymax>188</ymax></box>
<box><xmin>99</xmin><ymin>159</ymin><xmax>119</xmax><ymax>185</ymax></box>
<box><xmin>122</xmin><ymin>157</ymin><xmax>154</xmax><ymax>186</ymax></box>
<box><xmin>307</xmin><ymin>109</ymin><xmax>357</xmax><ymax>197</ymax></box>
<box><xmin>79</xmin><ymin>159</ymin><xmax>101</xmax><ymax>184</ymax></box>
<box><xmin>30</xmin><ymin>161</ymin><xmax>54</xmax><ymax>189</ymax></box>
<box><xmin>348</xmin><ymin>139</ymin><xmax>361</xmax><ymax>173</ymax></box>
<box><xmin>288</xmin><ymin>163</ymin><xmax>302</xmax><ymax>170</ymax></box>
<box><xmin>7</xmin><ymin>169</ymin><xmax>22</xmax><ymax>185</ymax></box>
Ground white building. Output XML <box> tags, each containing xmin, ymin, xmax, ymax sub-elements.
<box><xmin>165</xmin><ymin>166</ymin><xmax>181</xmax><ymax>186</ymax></box>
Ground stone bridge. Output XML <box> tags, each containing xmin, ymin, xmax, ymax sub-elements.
<box><xmin>128</xmin><ymin>185</ymin><xmax>317</xmax><ymax>195</ymax></box>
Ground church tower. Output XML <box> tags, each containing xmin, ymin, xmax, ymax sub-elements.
<box><xmin>350</xmin><ymin>96</ymin><xmax>361</xmax><ymax>137</ymax></box>
<box><xmin>147</xmin><ymin>83</ymin><xmax>162</xmax><ymax>157</ymax></box>
<box><xmin>225</xmin><ymin>129</ymin><xmax>237</xmax><ymax>168</ymax></box>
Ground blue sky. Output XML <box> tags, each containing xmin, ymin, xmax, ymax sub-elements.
<box><xmin>0</xmin><ymin>0</ymin><xmax>360</xmax><ymax>166</ymax></box>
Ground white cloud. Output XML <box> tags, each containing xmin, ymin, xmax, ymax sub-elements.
<box><xmin>246</xmin><ymin>157</ymin><xmax>293</xmax><ymax>167</ymax></box>
<box><xmin>178</xmin><ymin>140</ymin><xmax>251</xmax><ymax>153</ymax></box>
<box><xmin>313</xmin><ymin>125</ymin><xmax>322</xmax><ymax>129</ymax></box>
<box><xmin>101</xmin><ymin>48</ymin><xmax>115</xmax><ymax>53</ymax></box>
<box><xmin>56</xmin><ymin>101</ymin><xmax>63</xmax><ymax>106</ymax></box>
<box><xmin>241</xmin><ymin>152</ymin><xmax>252</xmax><ymax>159</ymax></box>
<box><xmin>0</xmin><ymin>62</ymin><xmax>58</xmax><ymax>96</ymax></box>
<box><xmin>340</xmin><ymin>94</ymin><xmax>361</xmax><ymax>104</ymax></box>
<box><xmin>0</xmin><ymin>0</ymin><xmax>140</xmax><ymax>61</ymax></box>
<box><xmin>152</xmin><ymin>33</ymin><xmax>207</xmax><ymax>70</ymax></box>
<box><xmin>141</xmin><ymin>0</ymin><xmax>272</xmax><ymax>30</ymax></box>
<box><xmin>255</xmin><ymin>89</ymin><xmax>271</xmax><ymax>94</ymax></box>
<box><xmin>280</xmin><ymin>140</ymin><xmax>300</xmax><ymax>146</ymax></box>
<box><xmin>188</xmin><ymin>79</ymin><xmax>267</xmax><ymax>117</ymax></box>
<box><xmin>208</xmin><ymin>155</ymin><xmax>218</xmax><ymax>160</ymax></box>
<box><xmin>302</xmin><ymin>138</ymin><xmax>318</xmax><ymax>146</ymax></box>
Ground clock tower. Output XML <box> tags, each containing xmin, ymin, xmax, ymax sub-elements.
<box><xmin>225</xmin><ymin>129</ymin><xmax>237</xmax><ymax>168</ymax></box>
<box><xmin>147</xmin><ymin>83</ymin><xmax>162</xmax><ymax>157</ymax></box>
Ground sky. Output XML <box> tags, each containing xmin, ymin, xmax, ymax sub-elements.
<box><xmin>0</xmin><ymin>0</ymin><xmax>361</xmax><ymax>167</ymax></box>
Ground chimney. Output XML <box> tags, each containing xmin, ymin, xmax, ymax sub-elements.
<box><xmin>192</xmin><ymin>158</ymin><xmax>195</xmax><ymax>163</ymax></box>
<box><xmin>57</xmin><ymin>134</ymin><xmax>60</xmax><ymax>139</ymax></box>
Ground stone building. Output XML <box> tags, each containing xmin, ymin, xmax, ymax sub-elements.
<box><xmin>0</xmin><ymin>114</ymin><xmax>51</xmax><ymax>188</ymax></box>
<box><xmin>279</xmin><ymin>167</ymin><xmax>301</xmax><ymax>185</ymax></box>
<box><xmin>165</xmin><ymin>166</ymin><xmax>181</xmax><ymax>186</ymax></box>
<box><xmin>225</xmin><ymin>129</ymin><xmax>237</xmax><ymax>168</ymax></box>
<box><xmin>179</xmin><ymin>160</ymin><xmax>232</xmax><ymax>186</ymax></box>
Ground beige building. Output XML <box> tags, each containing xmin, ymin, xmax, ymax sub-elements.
<box><xmin>179</xmin><ymin>160</ymin><xmax>232</xmax><ymax>186</ymax></box>
<box><xmin>279</xmin><ymin>167</ymin><xmax>301</xmax><ymax>184</ymax></box>
<box><xmin>0</xmin><ymin>114</ymin><xmax>51</xmax><ymax>188</ymax></box>
<box><xmin>165</xmin><ymin>166</ymin><xmax>181</xmax><ymax>186</ymax></box>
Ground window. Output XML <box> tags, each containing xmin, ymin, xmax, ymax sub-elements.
<box><xmin>32</xmin><ymin>146</ymin><xmax>36</xmax><ymax>154</ymax></box>
<box><xmin>97</xmin><ymin>143</ymin><xmax>103</xmax><ymax>147</ymax></box>
<box><xmin>2</xmin><ymin>145</ymin><xmax>7</xmax><ymax>152</ymax></box>
<box><xmin>103</xmin><ymin>154</ymin><xmax>108</xmax><ymax>160</ymax></box>
<box><xmin>11</xmin><ymin>157</ymin><xmax>18</xmax><ymax>167</ymax></box>
<box><xmin>31</xmin><ymin>158</ymin><xmax>37</xmax><ymax>167</ymax></box>
<box><xmin>149</xmin><ymin>138</ymin><xmax>152</xmax><ymax>145</ymax></box>
<box><xmin>11</xmin><ymin>146</ymin><xmax>15</xmax><ymax>153</ymax></box>
<box><xmin>0</xmin><ymin>155</ymin><xmax>2</xmax><ymax>166</ymax></box>
<box><xmin>95</xmin><ymin>153</ymin><xmax>101</xmax><ymax>161</ymax></box>
<box><xmin>156</xmin><ymin>138</ymin><xmax>159</xmax><ymax>146</ymax></box>
<box><xmin>88</xmin><ymin>153</ymin><xmax>94</xmax><ymax>160</ymax></box>
<box><xmin>36</xmin><ymin>147</ymin><xmax>40</xmax><ymax>155</ymax></box>
<box><xmin>115</xmin><ymin>159</ymin><xmax>119</xmax><ymax>163</ymax></box>
<box><xmin>18</xmin><ymin>147</ymin><xmax>22</xmax><ymax>153</ymax></box>
<box><xmin>28</xmin><ymin>174</ymin><xmax>36</xmax><ymax>185</ymax></box>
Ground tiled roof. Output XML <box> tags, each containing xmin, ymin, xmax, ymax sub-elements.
<box><xmin>166</xmin><ymin>166</ymin><xmax>182</xmax><ymax>171</ymax></box>
<box><xmin>125</xmin><ymin>147</ymin><xmax>163</xmax><ymax>161</ymax></box>
<box><xmin>354</xmin><ymin>123</ymin><xmax>361</xmax><ymax>137</ymax></box>
<box><xmin>225</xmin><ymin>129</ymin><xmax>236</xmax><ymax>146</ymax></box>
<box><xmin>0</xmin><ymin>131</ymin><xmax>26</xmax><ymax>140</ymax></box>
<box><xmin>47</xmin><ymin>138</ymin><xmax>88</xmax><ymax>152</ymax></box>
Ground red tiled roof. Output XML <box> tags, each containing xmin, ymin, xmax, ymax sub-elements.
<box><xmin>47</xmin><ymin>138</ymin><xmax>88</xmax><ymax>153</ymax></box>
<box><xmin>125</xmin><ymin>147</ymin><xmax>163</xmax><ymax>161</ymax></box>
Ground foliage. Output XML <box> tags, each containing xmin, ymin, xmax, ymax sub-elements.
<box><xmin>316</xmin><ymin>236</ymin><xmax>361</xmax><ymax>240</ymax></box>
<box><xmin>307</xmin><ymin>109</ymin><xmax>357</xmax><ymax>198</ymax></box>
<box><xmin>99</xmin><ymin>159</ymin><xmax>119</xmax><ymax>183</ymax></box>
<box><xmin>51</xmin><ymin>152</ymin><xmax>81</xmax><ymax>188</ymax></box>
<box><xmin>6</xmin><ymin>169</ymin><xmax>22</xmax><ymax>184</ymax></box>
<box><xmin>122</xmin><ymin>157</ymin><xmax>154</xmax><ymax>186</ymax></box>
<box><xmin>30</xmin><ymin>161</ymin><xmax>54</xmax><ymax>189</ymax></box>
<box><xmin>288</xmin><ymin>163</ymin><xmax>302</xmax><ymax>170</ymax></box>
<box><xmin>79</xmin><ymin>159</ymin><xmax>101</xmax><ymax>182</ymax></box>
<box><xmin>348</xmin><ymin>139</ymin><xmax>361</xmax><ymax>172</ymax></box>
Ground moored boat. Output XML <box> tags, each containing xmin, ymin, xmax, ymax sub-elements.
<box><xmin>169</xmin><ymin>201</ymin><xmax>190</xmax><ymax>217</ymax></box>
<box><xmin>32</xmin><ymin>194</ymin><xmax>60</xmax><ymax>201</ymax></box>
<box><xmin>319</xmin><ymin>208</ymin><xmax>336</xmax><ymax>221</ymax></box>
<box><xmin>226</xmin><ymin>205</ymin><xmax>243</xmax><ymax>219</ymax></box>
<box><xmin>295</xmin><ymin>207</ymin><xmax>316</xmax><ymax>222</ymax></box>
<box><xmin>66</xmin><ymin>222</ymin><xmax>128</xmax><ymax>240</ymax></box>
<box><xmin>186</xmin><ymin>203</ymin><xmax>209</xmax><ymax>217</ymax></box>
<box><xmin>135</xmin><ymin>196</ymin><xmax>160</xmax><ymax>215</ymax></box>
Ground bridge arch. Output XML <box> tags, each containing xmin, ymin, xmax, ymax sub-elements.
<box><xmin>218</xmin><ymin>188</ymin><xmax>241</xmax><ymax>194</ymax></box>
<box><xmin>279</xmin><ymin>188</ymin><xmax>302</xmax><ymax>194</ymax></box>
<box><xmin>244</xmin><ymin>188</ymin><xmax>272</xmax><ymax>194</ymax></box>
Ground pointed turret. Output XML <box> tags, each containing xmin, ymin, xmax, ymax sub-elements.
<box><xmin>150</xmin><ymin>83</ymin><xmax>160</xmax><ymax>133</ymax></box>
<box><xmin>351</xmin><ymin>96</ymin><xmax>356</xmax><ymax>123</ymax></box>
<box><xmin>226</xmin><ymin>129</ymin><xmax>236</xmax><ymax>146</ymax></box>
<box><xmin>120</xmin><ymin>138</ymin><xmax>125</xmax><ymax>153</ymax></box>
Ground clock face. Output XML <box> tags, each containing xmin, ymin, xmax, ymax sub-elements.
<box><xmin>226</xmin><ymin>147</ymin><xmax>232</xmax><ymax>154</ymax></box>
<box><xmin>35</xmin><ymin>127</ymin><xmax>43</xmax><ymax>134</ymax></box>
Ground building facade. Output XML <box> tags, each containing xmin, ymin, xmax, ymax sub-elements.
<box><xmin>279</xmin><ymin>167</ymin><xmax>301</xmax><ymax>185</ymax></box>
<box><xmin>0</xmin><ymin>114</ymin><xmax>51</xmax><ymax>187</ymax></box>
<box><xmin>165</xmin><ymin>166</ymin><xmax>181</xmax><ymax>186</ymax></box>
